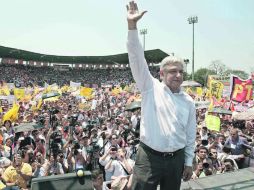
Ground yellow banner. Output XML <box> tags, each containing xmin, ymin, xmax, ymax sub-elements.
<box><xmin>14</xmin><ymin>88</ymin><xmax>25</xmax><ymax>99</ymax></box>
<box><xmin>205</xmin><ymin>115</ymin><xmax>221</xmax><ymax>132</ymax></box>
<box><xmin>111</xmin><ymin>87</ymin><xmax>122</xmax><ymax>96</ymax></box>
<box><xmin>80</xmin><ymin>87</ymin><xmax>93</xmax><ymax>97</ymax></box>
<box><xmin>0</xmin><ymin>87</ymin><xmax>10</xmax><ymax>96</ymax></box>
<box><xmin>209</xmin><ymin>80</ymin><xmax>224</xmax><ymax>100</ymax></box>
<box><xmin>196</xmin><ymin>87</ymin><xmax>203</xmax><ymax>96</ymax></box>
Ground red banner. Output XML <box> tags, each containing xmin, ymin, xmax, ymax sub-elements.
<box><xmin>230</xmin><ymin>75</ymin><xmax>253</xmax><ymax>102</ymax></box>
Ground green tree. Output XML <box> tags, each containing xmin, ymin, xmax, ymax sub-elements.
<box><xmin>224</xmin><ymin>69</ymin><xmax>249</xmax><ymax>79</ymax></box>
<box><xmin>209</xmin><ymin>60</ymin><xmax>227</xmax><ymax>76</ymax></box>
<box><xmin>194</xmin><ymin>68</ymin><xmax>216</xmax><ymax>86</ymax></box>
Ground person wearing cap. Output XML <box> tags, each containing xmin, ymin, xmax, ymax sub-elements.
<box><xmin>126</xmin><ymin>2</ymin><xmax>196</xmax><ymax>189</ymax></box>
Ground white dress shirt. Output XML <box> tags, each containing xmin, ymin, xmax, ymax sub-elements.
<box><xmin>127</xmin><ymin>30</ymin><xmax>196</xmax><ymax>166</ymax></box>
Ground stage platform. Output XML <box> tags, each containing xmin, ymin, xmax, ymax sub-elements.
<box><xmin>180</xmin><ymin>167</ymin><xmax>254</xmax><ymax>190</ymax></box>
<box><xmin>30</xmin><ymin>167</ymin><xmax>254</xmax><ymax>190</ymax></box>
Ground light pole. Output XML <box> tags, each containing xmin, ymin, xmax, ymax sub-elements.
<box><xmin>140</xmin><ymin>29</ymin><xmax>147</xmax><ymax>50</ymax></box>
<box><xmin>183</xmin><ymin>59</ymin><xmax>189</xmax><ymax>73</ymax></box>
<box><xmin>188</xmin><ymin>16</ymin><xmax>198</xmax><ymax>81</ymax></box>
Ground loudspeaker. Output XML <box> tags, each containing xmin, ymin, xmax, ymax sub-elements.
<box><xmin>31</xmin><ymin>171</ymin><xmax>93</xmax><ymax>190</ymax></box>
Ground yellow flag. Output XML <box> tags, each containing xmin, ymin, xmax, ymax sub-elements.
<box><xmin>2</xmin><ymin>103</ymin><xmax>20</xmax><ymax>123</ymax></box>
<box><xmin>33</xmin><ymin>86</ymin><xmax>39</xmax><ymax>97</ymax></box>
<box><xmin>37</xmin><ymin>99</ymin><xmax>43</xmax><ymax>109</ymax></box>
<box><xmin>111</xmin><ymin>87</ymin><xmax>122</xmax><ymax>96</ymax></box>
<box><xmin>0</xmin><ymin>106</ymin><xmax>2</xmax><ymax>113</ymax></box>
<box><xmin>61</xmin><ymin>85</ymin><xmax>69</xmax><ymax>93</ymax></box>
<box><xmin>123</xmin><ymin>85</ymin><xmax>131</xmax><ymax>92</ymax></box>
<box><xmin>14</xmin><ymin>88</ymin><xmax>25</xmax><ymax>99</ymax></box>
<box><xmin>0</xmin><ymin>86</ymin><xmax>10</xmax><ymax>96</ymax></box>
<box><xmin>196</xmin><ymin>87</ymin><xmax>203</xmax><ymax>96</ymax></box>
<box><xmin>80</xmin><ymin>87</ymin><xmax>93</xmax><ymax>97</ymax></box>
<box><xmin>20</xmin><ymin>94</ymin><xmax>32</xmax><ymax>102</ymax></box>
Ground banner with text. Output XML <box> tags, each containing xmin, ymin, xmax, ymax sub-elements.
<box><xmin>230</xmin><ymin>75</ymin><xmax>253</xmax><ymax>102</ymax></box>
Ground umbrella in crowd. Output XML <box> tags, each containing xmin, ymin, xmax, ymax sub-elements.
<box><xmin>13</xmin><ymin>122</ymin><xmax>44</xmax><ymax>133</ymax></box>
<box><xmin>125</xmin><ymin>101</ymin><xmax>141</xmax><ymax>112</ymax></box>
<box><xmin>208</xmin><ymin>107</ymin><xmax>232</xmax><ymax>115</ymax></box>
<box><xmin>42</xmin><ymin>92</ymin><xmax>60</xmax><ymax>100</ymax></box>
<box><xmin>232</xmin><ymin>107</ymin><xmax>254</xmax><ymax>120</ymax></box>
<box><xmin>181</xmin><ymin>80</ymin><xmax>202</xmax><ymax>87</ymax></box>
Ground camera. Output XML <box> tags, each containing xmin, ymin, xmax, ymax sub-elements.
<box><xmin>111</xmin><ymin>147</ymin><xmax>117</xmax><ymax>152</ymax></box>
<box><xmin>129</xmin><ymin>138</ymin><xmax>140</xmax><ymax>145</ymax></box>
<box><xmin>68</xmin><ymin>114</ymin><xmax>78</xmax><ymax>126</ymax></box>
<box><xmin>73</xmin><ymin>142</ymin><xmax>81</xmax><ymax>156</ymax></box>
<box><xmin>50</xmin><ymin>142</ymin><xmax>60</xmax><ymax>158</ymax></box>
<box><xmin>87</xmin><ymin>139</ymin><xmax>100</xmax><ymax>155</ymax></box>
<box><xmin>86</xmin><ymin>120</ymin><xmax>97</xmax><ymax>129</ymax></box>
<box><xmin>51</xmin><ymin>131</ymin><xmax>62</xmax><ymax>144</ymax></box>
<box><xmin>202</xmin><ymin>162</ymin><xmax>209</xmax><ymax>169</ymax></box>
<box><xmin>38</xmin><ymin>115</ymin><xmax>45</xmax><ymax>125</ymax></box>
<box><xmin>201</xmin><ymin>140</ymin><xmax>208</xmax><ymax>146</ymax></box>
<box><xmin>49</xmin><ymin>108</ymin><xmax>60</xmax><ymax>115</ymax></box>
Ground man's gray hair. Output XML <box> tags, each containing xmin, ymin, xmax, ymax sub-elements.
<box><xmin>160</xmin><ymin>56</ymin><xmax>184</xmax><ymax>71</ymax></box>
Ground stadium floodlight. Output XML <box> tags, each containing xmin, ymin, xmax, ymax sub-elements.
<box><xmin>140</xmin><ymin>28</ymin><xmax>148</xmax><ymax>50</ymax></box>
<box><xmin>187</xmin><ymin>16</ymin><xmax>198</xmax><ymax>81</ymax></box>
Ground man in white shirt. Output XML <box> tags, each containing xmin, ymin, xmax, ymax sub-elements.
<box><xmin>126</xmin><ymin>1</ymin><xmax>196</xmax><ymax>190</ymax></box>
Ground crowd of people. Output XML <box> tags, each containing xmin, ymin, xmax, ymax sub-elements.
<box><xmin>0</xmin><ymin>64</ymin><xmax>159</xmax><ymax>88</ymax></box>
<box><xmin>0</xmin><ymin>62</ymin><xmax>253</xmax><ymax>190</ymax></box>
<box><xmin>0</xmin><ymin>3</ymin><xmax>254</xmax><ymax>188</ymax></box>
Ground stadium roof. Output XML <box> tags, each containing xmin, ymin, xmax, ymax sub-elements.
<box><xmin>0</xmin><ymin>45</ymin><xmax>169</xmax><ymax>64</ymax></box>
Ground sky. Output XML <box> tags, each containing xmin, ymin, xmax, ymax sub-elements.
<box><xmin>0</xmin><ymin>0</ymin><xmax>253</xmax><ymax>74</ymax></box>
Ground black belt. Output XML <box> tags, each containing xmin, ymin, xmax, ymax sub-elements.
<box><xmin>140</xmin><ymin>142</ymin><xmax>184</xmax><ymax>157</ymax></box>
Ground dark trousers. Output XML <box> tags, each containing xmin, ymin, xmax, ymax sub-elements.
<box><xmin>131</xmin><ymin>144</ymin><xmax>185</xmax><ymax>190</ymax></box>
<box><xmin>3</xmin><ymin>186</ymin><xmax>20</xmax><ymax>190</ymax></box>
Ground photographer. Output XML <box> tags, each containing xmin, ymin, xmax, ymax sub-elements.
<box><xmin>99</xmin><ymin>145</ymin><xmax>118</xmax><ymax>181</ymax></box>
<box><xmin>103</xmin><ymin>134</ymin><xmax>120</xmax><ymax>157</ymax></box>
<box><xmin>58</xmin><ymin>151</ymin><xmax>69</xmax><ymax>174</ymax></box>
<box><xmin>45</xmin><ymin>153</ymin><xmax>64</xmax><ymax>176</ymax></box>
<box><xmin>125</xmin><ymin>135</ymin><xmax>139</xmax><ymax>160</ymax></box>
<box><xmin>32</xmin><ymin>152</ymin><xmax>48</xmax><ymax>178</ymax></box>
<box><xmin>104</xmin><ymin>147</ymin><xmax>134</xmax><ymax>179</ymax></box>
<box><xmin>217</xmin><ymin>145</ymin><xmax>241</xmax><ymax>171</ymax></box>
<box><xmin>72</xmin><ymin>142</ymin><xmax>86</xmax><ymax>171</ymax></box>
<box><xmin>193</xmin><ymin>146</ymin><xmax>209</xmax><ymax>171</ymax></box>
<box><xmin>219</xmin><ymin>159</ymin><xmax>236</xmax><ymax>173</ymax></box>
<box><xmin>208</xmin><ymin>148</ymin><xmax>222</xmax><ymax>173</ymax></box>
<box><xmin>192</xmin><ymin>159</ymin><xmax>213</xmax><ymax>179</ymax></box>
<box><xmin>86</xmin><ymin>133</ymin><xmax>101</xmax><ymax>171</ymax></box>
